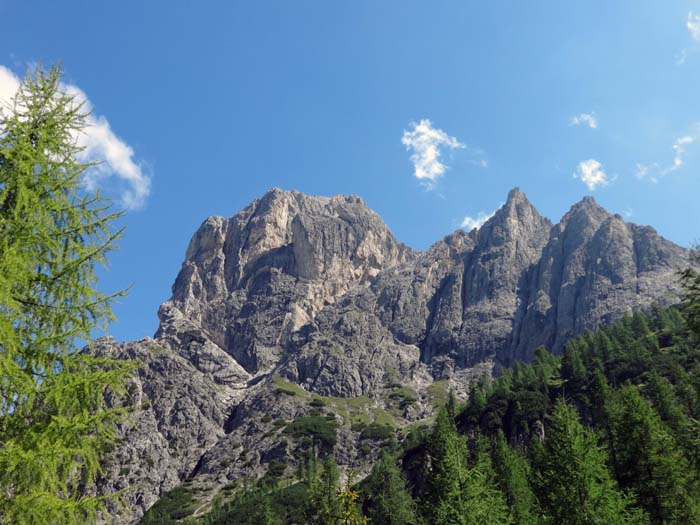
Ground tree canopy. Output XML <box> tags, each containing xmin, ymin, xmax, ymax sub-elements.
<box><xmin>0</xmin><ymin>65</ymin><xmax>133</xmax><ymax>524</ymax></box>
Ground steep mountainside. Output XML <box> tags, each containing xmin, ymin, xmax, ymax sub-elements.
<box><xmin>95</xmin><ymin>188</ymin><xmax>690</xmax><ymax>523</ymax></box>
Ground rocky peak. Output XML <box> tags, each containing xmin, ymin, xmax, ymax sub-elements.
<box><xmin>477</xmin><ymin>188</ymin><xmax>550</xmax><ymax>242</ymax></box>
<box><xmin>100</xmin><ymin>187</ymin><xmax>693</xmax><ymax>524</ymax></box>
<box><xmin>157</xmin><ymin>188</ymin><xmax>413</xmax><ymax>375</ymax></box>
<box><xmin>557</xmin><ymin>196</ymin><xmax>611</xmax><ymax>235</ymax></box>
<box><xmin>507</xmin><ymin>195</ymin><xmax>687</xmax><ymax>363</ymax></box>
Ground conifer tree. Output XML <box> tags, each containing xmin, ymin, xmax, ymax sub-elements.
<box><xmin>492</xmin><ymin>432</ymin><xmax>537</xmax><ymax>524</ymax></box>
<box><xmin>308</xmin><ymin>457</ymin><xmax>343</xmax><ymax>525</ymax></box>
<box><xmin>462</xmin><ymin>436</ymin><xmax>512</xmax><ymax>525</ymax></box>
<box><xmin>533</xmin><ymin>400</ymin><xmax>646</xmax><ymax>525</ymax></box>
<box><xmin>0</xmin><ymin>65</ymin><xmax>134</xmax><ymax>523</ymax></box>
<box><xmin>337</xmin><ymin>475</ymin><xmax>367</xmax><ymax>525</ymax></box>
<box><xmin>680</xmin><ymin>248</ymin><xmax>700</xmax><ymax>337</ymax></box>
<box><xmin>260</xmin><ymin>494</ymin><xmax>282</xmax><ymax>525</ymax></box>
<box><xmin>428</xmin><ymin>408</ymin><xmax>512</xmax><ymax>525</ymax></box>
<box><xmin>427</xmin><ymin>407</ymin><xmax>468</xmax><ymax>524</ymax></box>
<box><xmin>606</xmin><ymin>385</ymin><xmax>699</xmax><ymax>523</ymax></box>
<box><xmin>363</xmin><ymin>450</ymin><xmax>417</xmax><ymax>525</ymax></box>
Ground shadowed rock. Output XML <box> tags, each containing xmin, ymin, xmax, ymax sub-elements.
<box><xmin>97</xmin><ymin>187</ymin><xmax>692</xmax><ymax>523</ymax></box>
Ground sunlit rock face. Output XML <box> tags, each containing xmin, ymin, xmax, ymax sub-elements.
<box><xmin>96</xmin><ymin>188</ymin><xmax>691</xmax><ymax>523</ymax></box>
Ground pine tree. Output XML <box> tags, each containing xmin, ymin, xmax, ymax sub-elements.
<box><xmin>0</xmin><ymin>65</ymin><xmax>134</xmax><ymax>523</ymax></box>
<box><xmin>308</xmin><ymin>457</ymin><xmax>343</xmax><ymax>525</ymax></box>
<box><xmin>427</xmin><ymin>407</ymin><xmax>468</xmax><ymax>524</ymax></box>
<box><xmin>264</xmin><ymin>494</ymin><xmax>283</xmax><ymax>525</ymax></box>
<box><xmin>533</xmin><ymin>400</ymin><xmax>647</xmax><ymax>525</ymax></box>
<box><xmin>492</xmin><ymin>432</ymin><xmax>537</xmax><ymax>524</ymax></box>
<box><xmin>427</xmin><ymin>408</ymin><xmax>512</xmax><ymax>525</ymax></box>
<box><xmin>460</xmin><ymin>436</ymin><xmax>512</xmax><ymax>525</ymax></box>
<box><xmin>363</xmin><ymin>450</ymin><xmax>417</xmax><ymax>525</ymax></box>
<box><xmin>606</xmin><ymin>385</ymin><xmax>699</xmax><ymax>523</ymax></box>
<box><xmin>680</xmin><ymin>248</ymin><xmax>700</xmax><ymax>337</ymax></box>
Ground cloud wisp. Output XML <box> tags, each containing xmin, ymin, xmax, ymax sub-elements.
<box><xmin>0</xmin><ymin>66</ymin><xmax>150</xmax><ymax>210</ymax></box>
<box><xmin>689</xmin><ymin>12</ymin><xmax>700</xmax><ymax>41</ymax></box>
<box><xmin>402</xmin><ymin>119</ymin><xmax>468</xmax><ymax>188</ymax></box>
<box><xmin>570</xmin><ymin>112</ymin><xmax>598</xmax><ymax>129</ymax></box>
<box><xmin>636</xmin><ymin>133</ymin><xmax>698</xmax><ymax>183</ymax></box>
<box><xmin>679</xmin><ymin>12</ymin><xmax>700</xmax><ymax>65</ymax></box>
<box><xmin>460</xmin><ymin>205</ymin><xmax>502</xmax><ymax>231</ymax></box>
<box><xmin>574</xmin><ymin>159</ymin><xmax>609</xmax><ymax>191</ymax></box>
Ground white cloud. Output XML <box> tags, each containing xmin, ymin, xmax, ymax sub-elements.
<box><xmin>636</xmin><ymin>132</ymin><xmax>698</xmax><ymax>183</ymax></box>
<box><xmin>574</xmin><ymin>159</ymin><xmax>609</xmax><ymax>191</ymax></box>
<box><xmin>401</xmin><ymin>119</ymin><xmax>465</xmax><ymax>187</ymax></box>
<box><xmin>461</xmin><ymin>210</ymin><xmax>495</xmax><ymax>231</ymax></box>
<box><xmin>677</xmin><ymin>48</ymin><xmax>688</xmax><ymax>66</ymax></box>
<box><xmin>570</xmin><ymin>112</ymin><xmax>598</xmax><ymax>129</ymax></box>
<box><xmin>672</xmin><ymin>135</ymin><xmax>693</xmax><ymax>169</ymax></box>
<box><xmin>688</xmin><ymin>12</ymin><xmax>700</xmax><ymax>40</ymax></box>
<box><xmin>0</xmin><ymin>66</ymin><xmax>20</xmax><ymax>109</ymax></box>
<box><xmin>0</xmin><ymin>65</ymin><xmax>150</xmax><ymax>209</ymax></box>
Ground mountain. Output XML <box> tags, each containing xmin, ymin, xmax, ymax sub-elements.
<box><xmin>93</xmin><ymin>188</ymin><xmax>691</xmax><ymax>523</ymax></box>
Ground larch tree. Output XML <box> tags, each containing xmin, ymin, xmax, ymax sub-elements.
<box><xmin>606</xmin><ymin>385</ymin><xmax>699</xmax><ymax>524</ymax></box>
<box><xmin>363</xmin><ymin>450</ymin><xmax>417</xmax><ymax>525</ymax></box>
<box><xmin>427</xmin><ymin>408</ymin><xmax>512</xmax><ymax>525</ymax></box>
<box><xmin>492</xmin><ymin>432</ymin><xmax>537</xmax><ymax>525</ymax></box>
<box><xmin>0</xmin><ymin>65</ymin><xmax>134</xmax><ymax>524</ymax></box>
<box><xmin>533</xmin><ymin>400</ymin><xmax>647</xmax><ymax>525</ymax></box>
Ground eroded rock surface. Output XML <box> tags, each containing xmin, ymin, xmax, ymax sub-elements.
<box><xmin>96</xmin><ymin>188</ymin><xmax>691</xmax><ymax>523</ymax></box>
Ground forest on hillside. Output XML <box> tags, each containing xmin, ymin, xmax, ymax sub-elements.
<box><xmin>142</xmin><ymin>258</ymin><xmax>700</xmax><ymax>524</ymax></box>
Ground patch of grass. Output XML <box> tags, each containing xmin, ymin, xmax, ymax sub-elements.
<box><xmin>284</xmin><ymin>416</ymin><xmax>338</xmax><ymax>447</ymax></box>
<box><xmin>316</xmin><ymin>394</ymin><xmax>372</xmax><ymax>409</ymax></box>
<box><xmin>351</xmin><ymin>421</ymin><xmax>368</xmax><ymax>432</ymax></box>
<box><xmin>389</xmin><ymin>386</ymin><xmax>418</xmax><ymax>406</ymax></box>
<box><xmin>273</xmin><ymin>375</ymin><xmax>308</xmax><ymax>397</ymax></box>
<box><xmin>428</xmin><ymin>380</ymin><xmax>450</xmax><ymax>408</ymax></box>
<box><xmin>350</xmin><ymin>411</ymin><xmax>372</xmax><ymax>427</ymax></box>
<box><xmin>373</xmin><ymin>408</ymin><xmax>396</xmax><ymax>428</ymax></box>
<box><xmin>360</xmin><ymin>423</ymin><xmax>395</xmax><ymax>441</ymax></box>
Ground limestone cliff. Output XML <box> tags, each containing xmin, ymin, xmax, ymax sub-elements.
<box><xmin>96</xmin><ymin>188</ymin><xmax>691</xmax><ymax>523</ymax></box>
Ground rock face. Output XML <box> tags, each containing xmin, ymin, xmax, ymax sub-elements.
<box><xmin>157</xmin><ymin>189</ymin><xmax>413</xmax><ymax>374</ymax></box>
<box><xmin>98</xmin><ymin>188</ymin><xmax>692</xmax><ymax>523</ymax></box>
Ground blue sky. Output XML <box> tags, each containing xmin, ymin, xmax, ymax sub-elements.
<box><xmin>1</xmin><ymin>1</ymin><xmax>699</xmax><ymax>342</ymax></box>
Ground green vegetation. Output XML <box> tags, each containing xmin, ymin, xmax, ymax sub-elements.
<box><xmin>389</xmin><ymin>386</ymin><xmax>418</xmax><ymax>407</ymax></box>
<box><xmin>192</xmin><ymin>260</ymin><xmax>700</xmax><ymax>524</ymax></box>
<box><xmin>201</xmin><ymin>455</ymin><xmax>365</xmax><ymax>525</ymax></box>
<box><xmin>140</xmin><ymin>485</ymin><xmax>198</xmax><ymax>524</ymax></box>
<box><xmin>274</xmin><ymin>375</ymin><xmax>309</xmax><ymax>397</ymax></box>
<box><xmin>362</xmin><ymin>450</ymin><xmax>417</xmax><ymax>525</ymax></box>
<box><xmin>427</xmin><ymin>379</ymin><xmax>450</xmax><ymax>408</ymax></box>
<box><xmin>0</xmin><ymin>64</ymin><xmax>134</xmax><ymax>523</ymax></box>
<box><xmin>284</xmin><ymin>416</ymin><xmax>339</xmax><ymax>447</ymax></box>
<box><xmin>360</xmin><ymin>423</ymin><xmax>395</xmax><ymax>441</ymax></box>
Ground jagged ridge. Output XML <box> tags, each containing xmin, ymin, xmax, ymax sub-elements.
<box><xmin>95</xmin><ymin>187</ymin><xmax>691</xmax><ymax>523</ymax></box>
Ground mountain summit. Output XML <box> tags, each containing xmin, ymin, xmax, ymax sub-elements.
<box><xmin>94</xmin><ymin>188</ymin><xmax>691</xmax><ymax>523</ymax></box>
